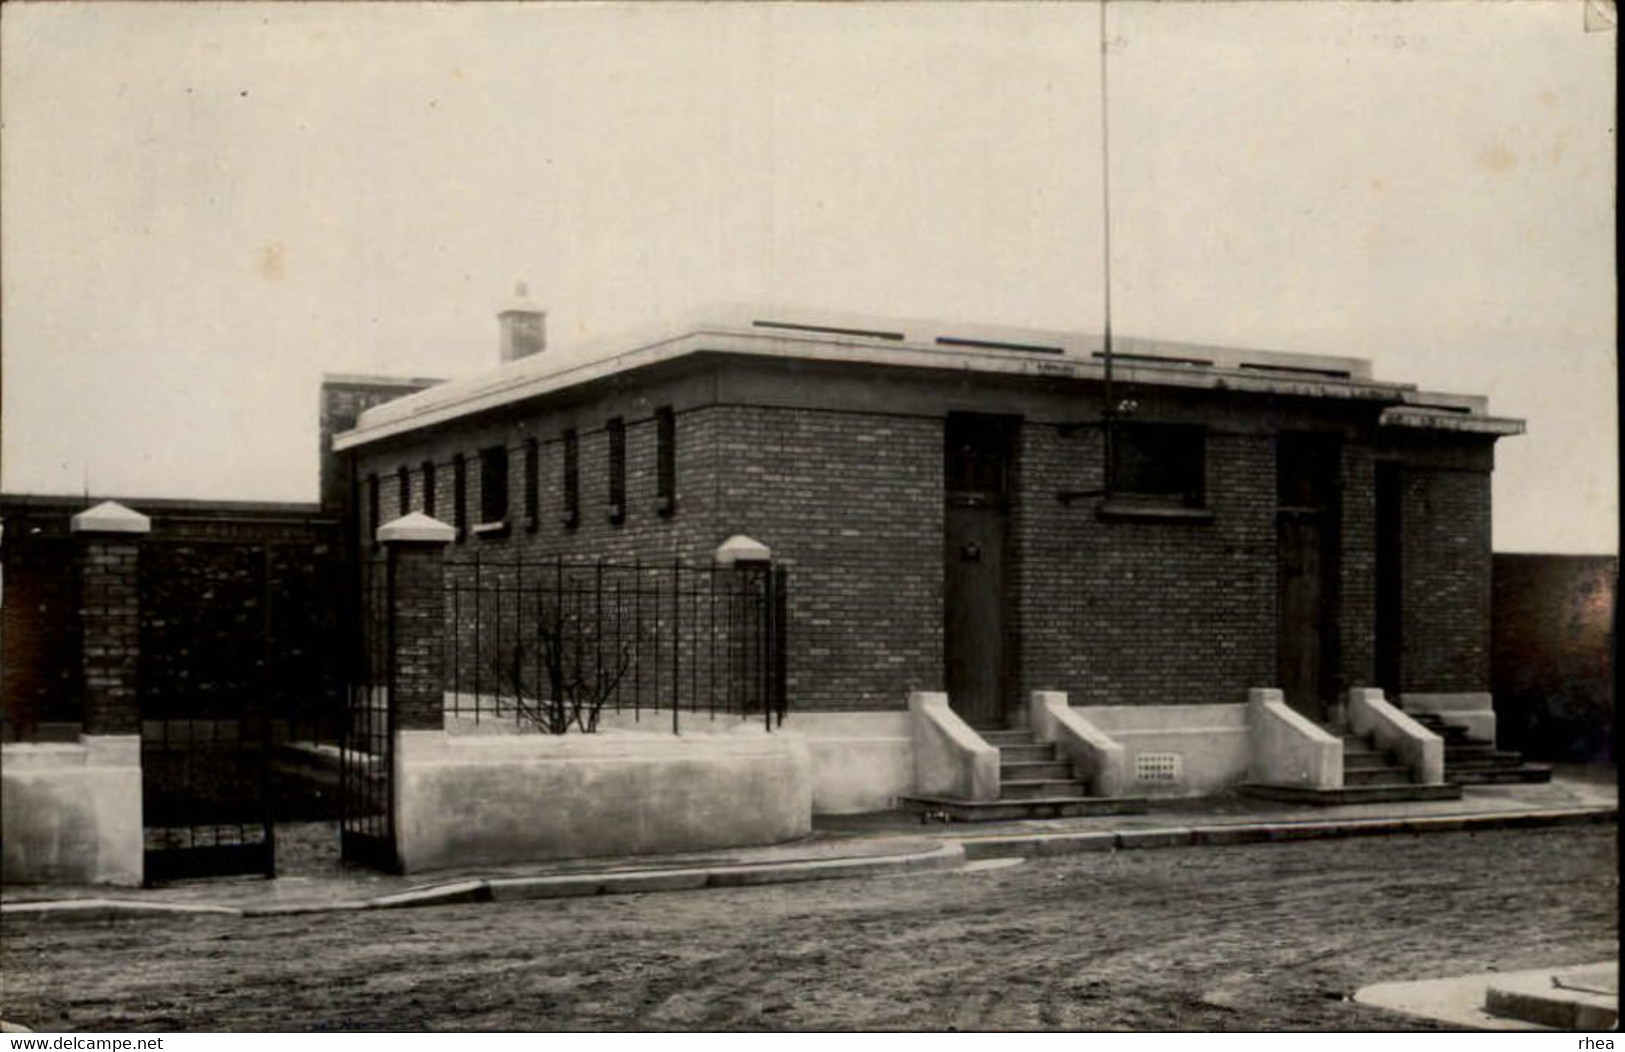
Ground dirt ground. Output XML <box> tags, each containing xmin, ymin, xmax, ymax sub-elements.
<box><xmin>1</xmin><ymin>825</ymin><xmax>1615</xmax><ymax>1032</ymax></box>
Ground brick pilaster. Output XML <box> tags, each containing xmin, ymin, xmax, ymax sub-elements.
<box><xmin>70</xmin><ymin>502</ymin><xmax>150</xmax><ymax>735</ymax></box>
<box><xmin>379</xmin><ymin>513</ymin><xmax>455</xmax><ymax>732</ymax></box>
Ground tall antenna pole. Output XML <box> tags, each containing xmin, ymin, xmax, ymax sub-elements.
<box><xmin>1099</xmin><ymin>0</ymin><xmax>1116</xmax><ymax>493</ymax></box>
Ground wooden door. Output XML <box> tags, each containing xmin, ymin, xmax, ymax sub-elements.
<box><xmin>1276</xmin><ymin>433</ymin><xmax>1342</xmax><ymax>723</ymax></box>
<box><xmin>945</xmin><ymin>498</ymin><xmax>1006</xmax><ymax>727</ymax></box>
<box><xmin>943</xmin><ymin>413</ymin><xmax>1016</xmax><ymax>728</ymax></box>
<box><xmin>1278</xmin><ymin>513</ymin><xmax>1328</xmax><ymax>721</ymax></box>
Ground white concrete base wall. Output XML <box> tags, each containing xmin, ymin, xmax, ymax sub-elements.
<box><xmin>393</xmin><ymin>727</ymin><xmax>813</xmax><ymax>872</ymax></box>
<box><xmin>1074</xmin><ymin>704</ymin><xmax>1251</xmax><ymax>796</ymax></box>
<box><xmin>445</xmin><ymin>703</ymin><xmax>913</xmax><ymax>815</ymax></box>
<box><xmin>1</xmin><ymin>736</ymin><xmax>143</xmax><ymax>886</ymax></box>
<box><xmin>782</xmin><ymin>712</ymin><xmax>913</xmax><ymax>814</ymax></box>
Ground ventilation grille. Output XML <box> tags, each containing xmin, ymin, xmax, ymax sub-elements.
<box><xmin>1135</xmin><ymin>752</ymin><xmax>1183</xmax><ymax>783</ymax></box>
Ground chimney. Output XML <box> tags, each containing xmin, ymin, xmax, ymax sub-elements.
<box><xmin>499</xmin><ymin>282</ymin><xmax>547</xmax><ymax>362</ymax></box>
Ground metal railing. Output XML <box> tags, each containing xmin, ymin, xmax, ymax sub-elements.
<box><xmin>443</xmin><ymin>554</ymin><xmax>787</xmax><ymax>734</ymax></box>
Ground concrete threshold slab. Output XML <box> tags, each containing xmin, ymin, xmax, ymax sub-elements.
<box><xmin>1486</xmin><ymin>963</ymin><xmax>1618</xmax><ymax>1030</ymax></box>
<box><xmin>1357</xmin><ymin>962</ymin><xmax>1617</xmax><ymax>1031</ymax></box>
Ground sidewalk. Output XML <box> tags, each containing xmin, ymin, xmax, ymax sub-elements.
<box><xmin>2</xmin><ymin>769</ymin><xmax>1613</xmax><ymax>921</ymax></box>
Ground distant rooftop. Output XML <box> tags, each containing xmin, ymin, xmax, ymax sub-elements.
<box><xmin>334</xmin><ymin>305</ymin><xmax>1523</xmax><ymax>450</ymax></box>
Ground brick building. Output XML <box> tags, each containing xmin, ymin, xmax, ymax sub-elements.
<box><xmin>331</xmin><ymin>304</ymin><xmax>1527</xmax><ymax>809</ymax></box>
<box><xmin>0</xmin><ymin>302</ymin><xmax>1538</xmax><ymax>884</ymax></box>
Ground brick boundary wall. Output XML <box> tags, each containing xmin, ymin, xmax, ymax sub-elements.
<box><xmin>1492</xmin><ymin>553</ymin><xmax>1616</xmax><ymax>763</ymax></box>
<box><xmin>1</xmin><ymin>497</ymin><xmax>343</xmax><ymax>742</ymax></box>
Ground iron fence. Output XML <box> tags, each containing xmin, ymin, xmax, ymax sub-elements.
<box><xmin>443</xmin><ymin>555</ymin><xmax>787</xmax><ymax>734</ymax></box>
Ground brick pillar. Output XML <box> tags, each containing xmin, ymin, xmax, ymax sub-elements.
<box><xmin>379</xmin><ymin>512</ymin><xmax>455</xmax><ymax>732</ymax></box>
<box><xmin>70</xmin><ymin>501</ymin><xmax>151</xmax><ymax>735</ymax></box>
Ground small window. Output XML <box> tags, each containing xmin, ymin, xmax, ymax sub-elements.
<box><xmin>656</xmin><ymin>406</ymin><xmax>676</xmax><ymax>517</ymax></box>
<box><xmin>606</xmin><ymin>418</ymin><xmax>626</xmax><ymax>525</ymax></box>
<box><xmin>480</xmin><ymin>444</ymin><xmax>509</xmax><ymax>525</ymax></box>
<box><xmin>366</xmin><ymin>472</ymin><xmax>380</xmax><ymax>545</ymax></box>
<box><xmin>1277</xmin><ymin>432</ymin><xmax>1341</xmax><ymax>512</ymax></box>
<box><xmin>396</xmin><ymin>465</ymin><xmax>411</xmax><ymax>517</ymax></box>
<box><xmin>422</xmin><ymin>460</ymin><xmax>436</xmax><ymax>518</ymax></box>
<box><xmin>524</xmin><ymin>437</ymin><xmax>540</xmax><ymax>532</ymax></box>
<box><xmin>1110</xmin><ymin>423</ymin><xmax>1205</xmax><ymax>505</ymax></box>
<box><xmin>453</xmin><ymin>453</ymin><xmax>468</xmax><ymax>540</ymax></box>
<box><xmin>945</xmin><ymin>413</ymin><xmax>1014</xmax><ymax>495</ymax></box>
<box><xmin>561</xmin><ymin>429</ymin><xmax>580</xmax><ymax>529</ymax></box>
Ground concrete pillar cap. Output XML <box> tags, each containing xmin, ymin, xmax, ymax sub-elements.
<box><xmin>70</xmin><ymin>500</ymin><xmax>151</xmax><ymax>535</ymax></box>
<box><xmin>715</xmin><ymin>534</ymin><xmax>771</xmax><ymax>567</ymax></box>
<box><xmin>378</xmin><ymin>512</ymin><xmax>456</xmax><ymax>545</ymax></box>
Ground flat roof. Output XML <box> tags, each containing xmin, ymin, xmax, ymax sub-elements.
<box><xmin>335</xmin><ymin>305</ymin><xmax>1523</xmax><ymax>450</ymax></box>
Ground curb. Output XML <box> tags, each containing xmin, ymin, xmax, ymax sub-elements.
<box><xmin>2</xmin><ymin>841</ymin><xmax>967</xmax><ymax>922</ymax></box>
<box><xmin>955</xmin><ymin>805</ymin><xmax>1617</xmax><ymax>862</ymax></box>
<box><xmin>0</xmin><ymin>898</ymin><xmax>241</xmax><ymax>921</ymax></box>
<box><xmin>1</xmin><ymin>806</ymin><xmax>1611</xmax><ymax>921</ymax></box>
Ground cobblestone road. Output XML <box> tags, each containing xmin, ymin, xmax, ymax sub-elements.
<box><xmin>1</xmin><ymin>825</ymin><xmax>1615</xmax><ymax>1031</ymax></box>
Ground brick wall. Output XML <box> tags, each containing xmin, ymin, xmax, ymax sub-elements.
<box><xmin>361</xmin><ymin>405</ymin><xmax>722</xmax><ymax>565</ymax></box>
<box><xmin>357</xmin><ymin>402</ymin><xmax>943</xmax><ymax>714</ymax></box>
<box><xmin>1012</xmin><ymin>425</ymin><xmax>1278</xmax><ymax>707</ymax></box>
<box><xmin>711</xmin><ymin>406</ymin><xmax>943</xmax><ymax>712</ymax></box>
<box><xmin>343</xmin><ymin>364</ymin><xmax>1505</xmax><ymax>720</ymax></box>
<box><xmin>1399</xmin><ymin>467</ymin><xmax>1493</xmax><ymax>692</ymax></box>
<box><xmin>1338</xmin><ymin>441</ymin><xmax>1378</xmax><ymax>692</ymax></box>
<box><xmin>357</xmin><ymin>402</ymin><xmax>734</xmax><ymax>716</ymax></box>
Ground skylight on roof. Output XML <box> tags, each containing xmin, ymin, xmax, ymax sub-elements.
<box><xmin>751</xmin><ymin>319</ymin><xmax>906</xmax><ymax>341</ymax></box>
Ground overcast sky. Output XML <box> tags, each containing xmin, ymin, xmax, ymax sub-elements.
<box><xmin>2</xmin><ymin>1</ymin><xmax>1615</xmax><ymax>552</ymax></box>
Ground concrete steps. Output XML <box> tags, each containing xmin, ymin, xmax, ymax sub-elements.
<box><xmin>1000</xmin><ymin>760</ymin><xmax>1074</xmax><ymax>781</ymax></box>
<box><xmin>1238</xmin><ymin>727</ymin><xmax>1466</xmax><ymax>806</ymax></box>
<box><xmin>1405</xmin><ymin>711</ymin><xmax>1554</xmax><ymax>786</ymax></box>
<box><xmin>1341</xmin><ymin>733</ymin><xmax>1423</xmax><ymax>789</ymax></box>
<box><xmin>899</xmin><ymin>728</ymin><xmax>1122</xmax><ymax>822</ymax></box>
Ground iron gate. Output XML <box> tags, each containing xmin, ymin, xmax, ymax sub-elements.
<box><xmin>340</xmin><ymin>555</ymin><xmax>396</xmax><ymax>871</ymax></box>
<box><xmin>137</xmin><ymin>536</ymin><xmax>343</xmax><ymax>883</ymax></box>
<box><xmin>138</xmin><ymin>539</ymin><xmax>277</xmax><ymax>882</ymax></box>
